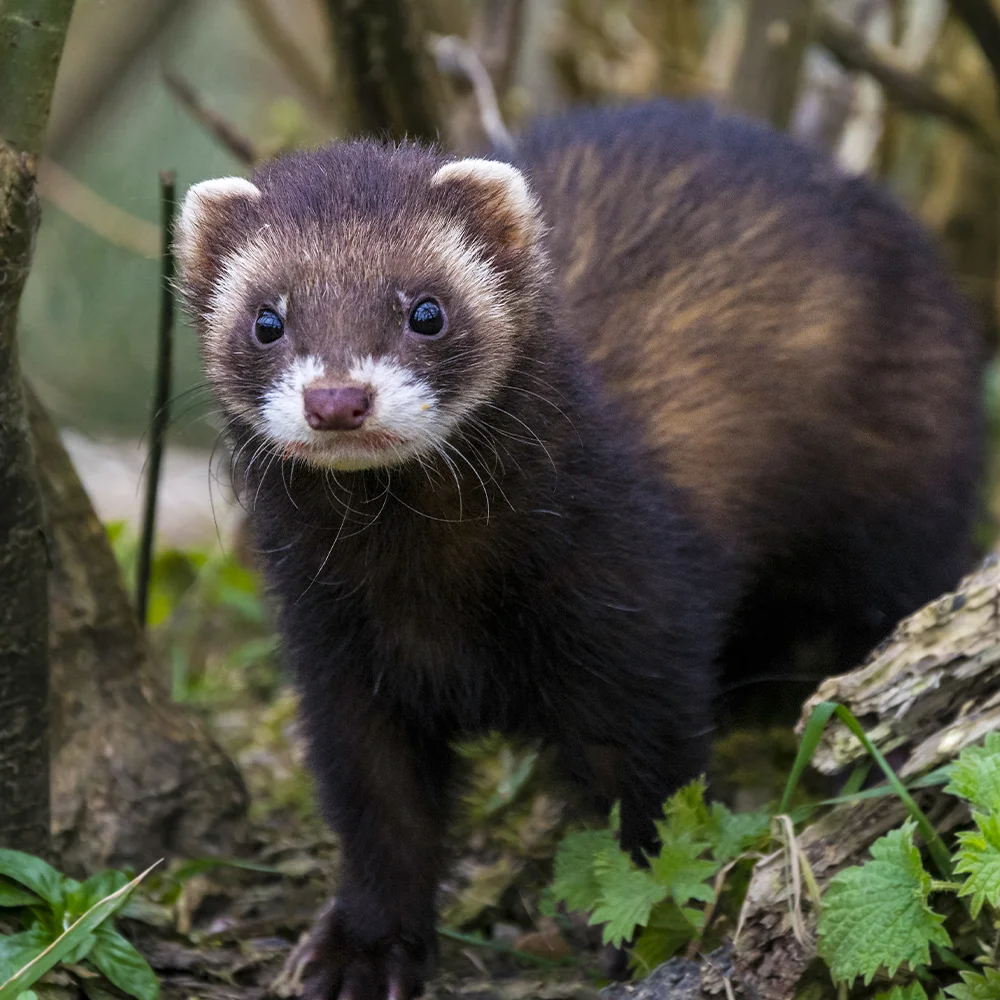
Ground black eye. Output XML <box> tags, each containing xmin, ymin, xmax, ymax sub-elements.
<box><xmin>407</xmin><ymin>297</ymin><xmax>446</xmax><ymax>337</ymax></box>
<box><xmin>255</xmin><ymin>308</ymin><xmax>284</xmax><ymax>344</ymax></box>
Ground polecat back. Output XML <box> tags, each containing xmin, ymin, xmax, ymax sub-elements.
<box><xmin>174</xmin><ymin>101</ymin><xmax>984</xmax><ymax>1000</ymax></box>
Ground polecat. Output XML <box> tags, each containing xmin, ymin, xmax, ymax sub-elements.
<box><xmin>175</xmin><ymin>100</ymin><xmax>985</xmax><ymax>1000</ymax></box>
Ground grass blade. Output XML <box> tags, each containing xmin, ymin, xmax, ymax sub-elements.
<box><xmin>778</xmin><ymin>701</ymin><xmax>838</xmax><ymax>815</ymax></box>
<box><xmin>778</xmin><ymin>702</ymin><xmax>951</xmax><ymax>877</ymax></box>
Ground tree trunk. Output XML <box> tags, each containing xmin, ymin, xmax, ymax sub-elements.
<box><xmin>730</xmin><ymin>0</ymin><xmax>816</xmax><ymax>130</ymax></box>
<box><xmin>323</xmin><ymin>0</ymin><xmax>444</xmax><ymax>142</ymax></box>
<box><xmin>0</xmin><ymin>0</ymin><xmax>76</xmax><ymax>854</ymax></box>
<box><xmin>27</xmin><ymin>387</ymin><xmax>248</xmax><ymax>872</ymax></box>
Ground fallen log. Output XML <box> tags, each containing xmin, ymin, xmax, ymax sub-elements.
<box><xmin>605</xmin><ymin>557</ymin><xmax>1000</xmax><ymax>999</ymax></box>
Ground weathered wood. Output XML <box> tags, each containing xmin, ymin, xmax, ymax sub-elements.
<box><xmin>0</xmin><ymin>0</ymin><xmax>75</xmax><ymax>854</ymax></box>
<box><xmin>731</xmin><ymin>558</ymin><xmax>1000</xmax><ymax>998</ymax></box>
<box><xmin>596</xmin><ymin>559</ymin><xmax>1000</xmax><ymax>998</ymax></box>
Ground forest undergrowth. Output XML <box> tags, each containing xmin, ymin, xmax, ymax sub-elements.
<box><xmin>1</xmin><ymin>525</ymin><xmax>999</xmax><ymax>1000</ymax></box>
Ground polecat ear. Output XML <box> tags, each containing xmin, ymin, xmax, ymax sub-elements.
<box><xmin>174</xmin><ymin>176</ymin><xmax>262</xmax><ymax>278</ymax></box>
<box><xmin>431</xmin><ymin>159</ymin><xmax>542</xmax><ymax>250</ymax></box>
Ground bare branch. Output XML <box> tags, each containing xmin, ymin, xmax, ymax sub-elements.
<box><xmin>470</xmin><ymin>0</ymin><xmax>527</xmax><ymax>100</ymax></box>
<box><xmin>37</xmin><ymin>158</ymin><xmax>160</xmax><ymax>256</ymax></box>
<box><xmin>162</xmin><ymin>69</ymin><xmax>260</xmax><ymax>166</ymax></box>
<box><xmin>432</xmin><ymin>35</ymin><xmax>514</xmax><ymax>153</ymax></box>
<box><xmin>949</xmin><ymin>0</ymin><xmax>1000</xmax><ymax>106</ymax></box>
<box><xmin>816</xmin><ymin>8</ymin><xmax>998</xmax><ymax>150</ymax></box>
<box><xmin>235</xmin><ymin>0</ymin><xmax>331</xmax><ymax>108</ymax></box>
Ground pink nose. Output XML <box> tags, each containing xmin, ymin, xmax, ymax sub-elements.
<box><xmin>303</xmin><ymin>387</ymin><xmax>371</xmax><ymax>431</ymax></box>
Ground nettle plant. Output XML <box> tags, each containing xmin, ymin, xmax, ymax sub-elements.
<box><xmin>0</xmin><ymin>851</ymin><xmax>157</xmax><ymax>1000</ymax></box>
<box><xmin>817</xmin><ymin>733</ymin><xmax>1000</xmax><ymax>999</ymax></box>
<box><xmin>549</xmin><ymin>727</ymin><xmax>1000</xmax><ymax>997</ymax></box>
<box><xmin>548</xmin><ymin>779</ymin><xmax>770</xmax><ymax>973</ymax></box>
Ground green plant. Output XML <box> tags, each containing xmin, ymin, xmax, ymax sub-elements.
<box><xmin>548</xmin><ymin>779</ymin><xmax>770</xmax><ymax>972</ymax></box>
<box><xmin>817</xmin><ymin>733</ymin><xmax>1000</xmax><ymax>997</ymax></box>
<box><xmin>0</xmin><ymin>850</ymin><xmax>159</xmax><ymax>1000</ymax></box>
<box><xmin>106</xmin><ymin>521</ymin><xmax>276</xmax><ymax>702</ymax></box>
<box><xmin>546</xmin><ymin>701</ymin><xmax>1000</xmax><ymax>998</ymax></box>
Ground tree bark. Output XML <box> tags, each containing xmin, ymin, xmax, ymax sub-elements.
<box><xmin>730</xmin><ymin>0</ymin><xmax>816</xmax><ymax>130</ymax></box>
<box><xmin>323</xmin><ymin>0</ymin><xmax>444</xmax><ymax>142</ymax></box>
<box><xmin>27</xmin><ymin>387</ymin><xmax>248</xmax><ymax>872</ymax></box>
<box><xmin>0</xmin><ymin>0</ymin><xmax>76</xmax><ymax>854</ymax></box>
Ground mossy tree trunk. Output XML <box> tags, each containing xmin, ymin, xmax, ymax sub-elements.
<box><xmin>0</xmin><ymin>0</ymin><xmax>76</xmax><ymax>854</ymax></box>
<box><xmin>0</xmin><ymin>0</ymin><xmax>248</xmax><ymax>868</ymax></box>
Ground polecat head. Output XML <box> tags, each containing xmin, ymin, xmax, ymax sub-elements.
<box><xmin>174</xmin><ymin>143</ymin><xmax>548</xmax><ymax>471</ymax></box>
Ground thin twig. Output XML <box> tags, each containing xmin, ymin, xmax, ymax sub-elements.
<box><xmin>162</xmin><ymin>69</ymin><xmax>259</xmax><ymax>165</ymax></box>
<box><xmin>950</xmin><ymin>0</ymin><xmax>1000</xmax><ymax>107</ymax></box>
<box><xmin>235</xmin><ymin>0</ymin><xmax>331</xmax><ymax>108</ymax></box>
<box><xmin>470</xmin><ymin>0</ymin><xmax>527</xmax><ymax>100</ymax></box>
<box><xmin>37</xmin><ymin>158</ymin><xmax>160</xmax><ymax>256</ymax></box>
<box><xmin>816</xmin><ymin>8</ymin><xmax>998</xmax><ymax>151</ymax></box>
<box><xmin>136</xmin><ymin>172</ymin><xmax>176</xmax><ymax>628</ymax></box>
<box><xmin>432</xmin><ymin>34</ymin><xmax>514</xmax><ymax>153</ymax></box>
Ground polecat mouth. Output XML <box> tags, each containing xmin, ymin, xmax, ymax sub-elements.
<box><xmin>279</xmin><ymin>430</ymin><xmax>408</xmax><ymax>469</ymax></box>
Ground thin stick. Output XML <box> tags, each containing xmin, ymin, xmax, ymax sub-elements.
<box><xmin>432</xmin><ymin>34</ymin><xmax>514</xmax><ymax>153</ymax></box>
<box><xmin>816</xmin><ymin>9</ymin><xmax>998</xmax><ymax>151</ymax></box>
<box><xmin>37</xmin><ymin>158</ymin><xmax>160</xmax><ymax>256</ymax></box>
<box><xmin>236</xmin><ymin>0</ymin><xmax>330</xmax><ymax>107</ymax></box>
<box><xmin>136</xmin><ymin>172</ymin><xmax>176</xmax><ymax>627</ymax></box>
<box><xmin>162</xmin><ymin>69</ymin><xmax>259</xmax><ymax>165</ymax></box>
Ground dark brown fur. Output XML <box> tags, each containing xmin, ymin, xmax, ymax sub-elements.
<box><xmin>176</xmin><ymin>101</ymin><xmax>985</xmax><ymax>1000</ymax></box>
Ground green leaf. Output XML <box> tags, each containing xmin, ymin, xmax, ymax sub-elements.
<box><xmin>954</xmin><ymin>810</ymin><xmax>1000</xmax><ymax>917</ymax></box>
<box><xmin>945</xmin><ymin>733</ymin><xmax>1000</xmax><ymax>813</ymax></box>
<box><xmin>167</xmin><ymin>857</ymin><xmax>282</xmax><ymax>884</ymax></box>
<box><xmin>551</xmin><ymin>829</ymin><xmax>617</xmax><ymax>913</ymax></box>
<box><xmin>629</xmin><ymin>900</ymin><xmax>699</xmax><ymax>974</ymax></box>
<box><xmin>588</xmin><ymin>850</ymin><xmax>667</xmax><ymax>947</ymax></box>
<box><xmin>945</xmin><ymin>968</ymin><xmax>1000</xmax><ymax>1000</ymax></box>
<box><xmin>649</xmin><ymin>830</ymin><xmax>718</xmax><ymax>906</ymax></box>
<box><xmin>874</xmin><ymin>985</ymin><xmax>928</xmax><ymax>1000</ymax></box>
<box><xmin>0</xmin><ymin>930</ymin><xmax>50</xmax><ymax>983</ymax></box>
<box><xmin>782</xmin><ymin>704</ymin><xmax>951</xmax><ymax>879</ymax></box>
<box><xmin>0</xmin><ymin>861</ymin><xmax>159</xmax><ymax>1000</ymax></box>
<box><xmin>0</xmin><ymin>853</ymin><xmax>66</xmax><ymax>907</ymax></box>
<box><xmin>662</xmin><ymin>779</ymin><xmax>710</xmax><ymax>837</ymax></box>
<box><xmin>816</xmin><ymin>821</ymin><xmax>950</xmax><ymax>985</ymax></box>
<box><xmin>706</xmin><ymin>803</ymin><xmax>771</xmax><ymax>863</ymax></box>
<box><xmin>89</xmin><ymin>926</ymin><xmax>159</xmax><ymax>1000</ymax></box>
<box><xmin>0</xmin><ymin>882</ymin><xmax>39</xmax><ymax>910</ymax></box>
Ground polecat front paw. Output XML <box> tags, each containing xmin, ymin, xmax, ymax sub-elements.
<box><xmin>301</xmin><ymin>903</ymin><xmax>433</xmax><ymax>1000</ymax></box>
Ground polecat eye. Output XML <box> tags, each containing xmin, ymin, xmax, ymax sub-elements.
<box><xmin>255</xmin><ymin>308</ymin><xmax>284</xmax><ymax>344</ymax></box>
<box><xmin>407</xmin><ymin>298</ymin><xmax>446</xmax><ymax>338</ymax></box>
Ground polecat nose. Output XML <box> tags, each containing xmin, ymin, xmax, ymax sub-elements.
<box><xmin>303</xmin><ymin>387</ymin><xmax>371</xmax><ymax>431</ymax></box>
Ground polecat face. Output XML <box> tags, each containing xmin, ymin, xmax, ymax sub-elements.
<box><xmin>174</xmin><ymin>144</ymin><xmax>546</xmax><ymax>471</ymax></box>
